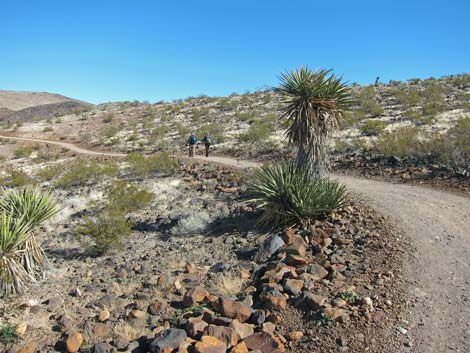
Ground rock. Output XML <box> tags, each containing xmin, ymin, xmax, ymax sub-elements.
<box><xmin>194</xmin><ymin>335</ymin><xmax>227</xmax><ymax>353</ymax></box>
<box><xmin>204</xmin><ymin>325</ymin><xmax>238</xmax><ymax>347</ymax></box>
<box><xmin>186</xmin><ymin>262</ymin><xmax>195</xmax><ymax>273</ymax></box>
<box><xmin>183</xmin><ymin>286</ymin><xmax>209</xmax><ymax>307</ymax></box>
<box><xmin>59</xmin><ymin>316</ymin><xmax>73</xmax><ymax>331</ymax></box>
<box><xmin>254</xmin><ymin>235</ymin><xmax>285</xmax><ymax>263</ymax></box>
<box><xmin>261</xmin><ymin>295</ymin><xmax>286</xmax><ymax>311</ymax></box>
<box><xmin>282</xmin><ymin>241</ymin><xmax>306</xmax><ymax>257</ymax></box>
<box><xmin>210</xmin><ymin>262</ymin><xmax>231</xmax><ymax>273</ymax></box>
<box><xmin>93</xmin><ymin>342</ymin><xmax>110</xmax><ymax>353</ymax></box>
<box><xmin>229</xmin><ymin>320</ymin><xmax>254</xmax><ymax>340</ymax></box>
<box><xmin>148</xmin><ymin>300</ymin><xmax>166</xmax><ymax>315</ymax></box>
<box><xmin>286</xmin><ymin>331</ymin><xmax>303</xmax><ymax>341</ymax></box>
<box><xmin>282</xmin><ymin>229</ymin><xmax>304</xmax><ymax>245</ymax></box>
<box><xmin>300</xmin><ymin>292</ymin><xmax>327</xmax><ymax>310</ymax></box>
<box><xmin>285</xmin><ymin>254</ymin><xmax>309</xmax><ymax>267</ymax></box>
<box><xmin>130</xmin><ymin>309</ymin><xmax>146</xmax><ymax>320</ymax></box>
<box><xmin>113</xmin><ymin>337</ymin><xmax>129</xmax><ymax>350</ymax></box>
<box><xmin>216</xmin><ymin>297</ymin><xmax>252</xmax><ymax>322</ymax></box>
<box><xmin>231</xmin><ymin>341</ymin><xmax>249</xmax><ymax>353</ymax></box>
<box><xmin>283</xmin><ymin>279</ymin><xmax>304</xmax><ymax>296</ymax></box>
<box><xmin>18</xmin><ymin>343</ymin><xmax>36</xmax><ymax>353</ymax></box>
<box><xmin>98</xmin><ymin>309</ymin><xmax>110</xmax><ymax>322</ymax></box>
<box><xmin>323</xmin><ymin>307</ymin><xmax>348</xmax><ymax>322</ymax></box>
<box><xmin>243</xmin><ymin>332</ymin><xmax>285</xmax><ymax>353</ymax></box>
<box><xmin>262</xmin><ymin>322</ymin><xmax>276</xmax><ymax>334</ymax></box>
<box><xmin>260</xmin><ymin>263</ymin><xmax>296</xmax><ymax>283</ymax></box>
<box><xmin>46</xmin><ymin>296</ymin><xmax>62</xmax><ymax>309</ymax></box>
<box><xmin>303</xmin><ymin>264</ymin><xmax>329</xmax><ymax>280</ymax></box>
<box><xmin>149</xmin><ymin>329</ymin><xmax>187</xmax><ymax>353</ymax></box>
<box><xmin>187</xmin><ymin>318</ymin><xmax>209</xmax><ymax>338</ymax></box>
<box><xmin>93</xmin><ymin>323</ymin><xmax>110</xmax><ymax>337</ymax></box>
<box><xmin>66</xmin><ymin>332</ymin><xmax>83</xmax><ymax>353</ymax></box>
<box><xmin>250</xmin><ymin>310</ymin><xmax>266</xmax><ymax>326</ymax></box>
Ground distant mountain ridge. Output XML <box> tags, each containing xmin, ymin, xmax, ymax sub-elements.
<box><xmin>0</xmin><ymin>90</ymin><xmax>91</xmax><ymax>123</ymax></box>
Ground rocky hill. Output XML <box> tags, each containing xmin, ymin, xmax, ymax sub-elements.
<box><xmin>0</xmin><ymin>90</ymin><xmax>91</xmax><ymax>124</ymax></box>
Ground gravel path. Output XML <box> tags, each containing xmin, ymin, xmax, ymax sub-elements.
<box><xmin>2</xmin><ymin>135</ymin><xmax>470</xmax><ymax>352</ymax></box>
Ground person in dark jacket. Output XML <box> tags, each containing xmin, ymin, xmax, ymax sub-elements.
<box><xmin>187</xmin><ymin>132</ymin><xmax>197</xmax><ymax>157</ymax></box>
<box><xmin>201</xmin><ymin>134</ymin><xmax>213</xmax><ymax>157</ymax></box>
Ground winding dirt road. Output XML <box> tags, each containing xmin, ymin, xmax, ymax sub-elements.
<box><xmin>2</xmin><ymin>135</ymin><xmax>470</xmax><ymax>352</ymax></box>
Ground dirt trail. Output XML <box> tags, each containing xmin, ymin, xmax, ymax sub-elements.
<box><xmin>2</xmin><ymin>135</ymin><xmax>470</xmax><ymax>352</ymax></box>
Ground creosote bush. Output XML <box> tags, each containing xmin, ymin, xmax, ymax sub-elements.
<box><xmin>54</xmin><ymin>159</ymin><xmax>118</xmax><ymax>188</ymax></box>
<box><xmin>249</xmin><ymin>162</ymin><xmax>348</xmax><ymax>228</ymax></box>
<box><xmin>360</xmin><ymin>120</ymin><xmax>386</xmax><ymax>136</ymax></box>
<box><xmin>127</xmin><ymin>152</ymin><xmax>178</xmax><ymax>176</ymax></box>
<box><xmin>105</xmin><ymin>180</ymin><xmax>154</xmax><ymax>213</ymax></box>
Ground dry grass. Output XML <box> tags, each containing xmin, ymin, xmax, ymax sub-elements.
<box><xmin>212</xmin><ymin>273</ymin><xmax>247</xmax><ymax>297</ymax></box>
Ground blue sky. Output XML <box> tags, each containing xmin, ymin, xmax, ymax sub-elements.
<box><xmin>1</xmin><ymin>0</ymin><xmax>469</xmax><ymax>104</ymax></box>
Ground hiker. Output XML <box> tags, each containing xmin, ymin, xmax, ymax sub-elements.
<box><xmin>187</xmin><ymin>132</ymin><xmax>197</xmax><ymax>157</ymax></box>
<box><xmin>201</xmin><ymin>134</ymin><xmax>213</xmax><ymax>157</ymax></box>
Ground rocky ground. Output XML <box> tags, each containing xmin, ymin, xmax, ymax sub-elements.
<box><xmin>0</xmin><ymin>153</ymin><xmax>405</xmax><ymax>353</ymax></box>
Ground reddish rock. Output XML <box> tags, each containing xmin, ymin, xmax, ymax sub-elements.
<box><xmin>66</xmin><ymin>332</ymin><xmax>83</xmax><ymax>353</ymax></box>
<box><xmin>130</xmin><ymin>309</ymin><xmax>146</xmax><ymax>320</ymax></box>
<box><xmin>231</xmin><ymin>341</ymin><xmax>249</xmax><ymax>353</ymax></box>
<box><xmin>262</xmin><ymin>295</ymin><xmax>286</xmax><ymax>311</ymax></box>
<box><xmin>283</xmin><ymin>241</ymin><xmax>306</xmax><ymax>257</ymax></box>
<box><xmin>216</xmin><ymin>297</ymin><xmax>252</xmax><ymax>322</ymax></box>
<box><xmin>98</xmin><ymin>309</ymin><xmax>110</xmax><ymax>322</ymax></box>
<box><xmin>194</xmin><ymin>335</ymin><xmax>227</xmax><ymax>353</ymax></box>
<box><xmin>187</xmin><ymin>318</ymin><xmax>208</xmax><ymax>338</ymax></box>
<box><xmin>286</xmin><ymin>331</ymin><xmax>304</xmax><ymax>341</ymax></box>
<box><xmin>203</xmin><ymin>325</ymin><xmax>238</xmax><ymax>347</ymax></box>
<box><xmin>186</xmin><ymin>262</ymin><xmax>195</xmax><ymax>273</ymax></box>
<box><xmin>18</xmin><ymin>343</ymin><xmax>36</xmax><ymax>353</ymax></box>
<box><xmin>93</xmin><ymin>323</ymin><xmax>110</xmax><ymax>337</ymax></box>
<box><xmin>283</xmin><ymin>279</ymin><xmax>304</xmax><ymax>296</ymax></box>
<box><xmin>262</xmin><ymin>322</ymin><xmax>276</xmax><ymax>334</ymax></box>
<box><xmin>148</xmin><ymin>300</ymin><xmax>166</xmax><ymax>315</ymax></box>
<box><xmin>229</xmin><ymin>320</ymin><xmax>254</xmax><ymax>340</ymax></box>
<box><xmin>285</xmin><ymin>254</ymin><xmax>309</xmax><ymax>267</ymax></box>
<box><xmin>183</xmin><ymin>286</ymin><xmax>209</xmax><ymax>307</ymax></box>
<box><xmin>243</xmin><ymin>332</ymin><xmax>285</xmax><ymax>353</ymax></box>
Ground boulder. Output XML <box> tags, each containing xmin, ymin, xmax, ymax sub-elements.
<box><xmin>229</xmin><ymin>319</ymin><xmax>254</xmax><ymax>340</ymax></box>
<box><xmin>194</xmin><ymin>335</ymin><xmax>227</xmax><ymax>353</ymax></box>
<box><xmin>183</xmin><ymin>286</ymin><xmax>209</xmax><ymax>307</ymax></box>
<box><xmin>254</xmin><ymin>235</ymin><xmax>285</xmax><ymax>263</ymax></box>
<box><xmin>149</xmin><ymin>329</ymin><xmax>187</xmax><ymax>353</ymax></box>
<box><xmin>243</xmin><ymin>332</ymin><xmax>285</xmax><ymax>353</ymax></box>
<box><xmin>216</xmin><ymin>297</ymin><xmax>252</xmax><ymax>322</ymax></box>
<box><xmin>203</xmin><ymin>325</ymin><xmax>238</xmax><ymax>347</ymax></box>
<box><xmin>66</xmin><ymin>332</ymin><xmax>83</xmax><ymax>353</ymax></box>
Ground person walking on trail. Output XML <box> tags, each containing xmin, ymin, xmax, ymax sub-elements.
<box><xmin>201</xmin><ymin>134</ymin><xmax>213</xmax><ymax>157</ymax></box>
<box><xmin>187</xmin><ymin>132</ymin><xmax>197</xmax><ymax>157</ymax></box>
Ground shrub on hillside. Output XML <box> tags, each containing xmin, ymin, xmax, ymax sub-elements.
<box><xmin>374</xmin><ymin>127</ymin><xmax>422</xmax><ymax>157</ymax></box>
<box><xmin>105</xmin><ymin>180</ymin><xmax>154</xmax><ymax>212</ymax></box>
<box><xmin>249</xmin><ymin>162</ymin><xmax>348</xmax><ymax>228</ymax></box>
<box><xmin>54</xmin><ymin>159</ymin><xmax>118</xmax><ymax>188</ymax></box>
<box><xmin>1</xmin><ymin>169</ymin><xmax>33</xmax><ymax>188</ymax></box>
<box><xmin>360</xmin><ymin>120</ymin><xmax>386</xmax><ymax>136</ymax></box>
<box><xmin>239</xmin><ymin>115</ymin><xmax>275</xmax><ymax>143</ymax></box>
<box><xmin>195</xmin><ymin>123</ymin><xmax>225</xmax><ymax>143</ymax></box>
<box><xmin>13</xmin><ymin>147</ymin><xmax>33</xmax><ymax>159</ymax></box>
<box><xmin>127</xmin><ymin>152</ymin><xmax>178</xmax><ymax>176</ymax></box>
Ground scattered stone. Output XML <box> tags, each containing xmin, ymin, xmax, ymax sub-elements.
<box><xmin>66</xmin><ymin>332</ymin><xmax>83</xmax><ymax>353</ymax></box>
<box><xmin>18</xmin><ymin>343</ymin><xmax>36</xmax><ymax>353</ymax></box>
<box><xmin>231</xmin><ymin>341</ymin><xmax>249</xmax><ymax>353</ymax></box>
<box><xmin>183</xmin><ymin>286</ymin><xmax>209</xmax><ymax>307</ymax></box>
<box><xmin>186</xmin><ymin>262</ymin><xmax>195</xmax><ymax>273</ymax></box>
<box><xmin>93</xmin><ymin>323</ymin><xmax>111</xmax><ymax>337</ymax></box>
<box><xmin>286</xmin><ymin>331</ymin><xmax>304</xmax><ymax>341</ymax></box>
<box><xmin>148</xmin><ymin>300</ymin><xmax>166</xmax><ymax>315</ymax></box>
<box><xmin>187</xmin><ymin>318</ymin><xmax>209</xmax><ymax>339</ymax></box>
<box><xmin>216</xmin><ymin>297</ymin><xmax>252</xmax><ymax>322</ymax></box>
<box><xmin>285</xmin><ymin>254</ymin><xmax>309</xmax><ymax>267</ymax></box>
<box><xmin>113</xmin><ymin>337</ymin><xmax>129</xmax><ymax>350</ymax></box>
<box><xmin>254</xmin><ymin>235</ymin><xmax>285</xmax><ymax>263</ymax></box>
<box><xmin>129</xmin><ymin>309</ymin><xmax>146</xmax><ymax>320</ymax></box>
<box><xmin>230</xmin><ymin>320</ymin><xmax>254</xmax><ymax>340</ymax></box>
<box><xmin>15</xmin><ymin>323</ymin><xmax>27</xmax><ymax>336</ymax></box>
<box><xmin>210</xmin><ymin>262</ymin><xmax>231</xmax><ymax>273</ymax></box>
<box><xmin>94</xmin><ymin>342</ymin><xmax>110</xmax><ymax>353</ymax></box>
<box><xmin>98</xmin><ymin>309</ymin><xmax>110</xmax><ymax>322</ymax></box>
<box><xmin>262</xmin><ymin>322</ymin><xmax>276</xmax><ymax>334</ymax></box>
<box><xmin>204</xmin><ymin>325</ymin><xmax>238</xmax><ymax>347</ymax></box>
<box><xmin>261</xmin><ymin>295</ymin><xmax>286</xmax><ymax>311</ymax></box>
<box><xmin>243</xmin><ymin>332</ymin><xmax>285</xmax><ymax>353</ymax></box>
<box><xmin>283</xmin><ymin>279</ymin><xmax>304</xmax><ymax>296</ymax></box>
<box><xmin>149</xmin><ymin>329</ymin><xmax>187</xmax><ymax>353</ymax></box>
<box><xmin>194</xmin><ymin>335</ymin><xmax>227</xmax><ymax>353</ymax></box>
<box><xmin>300</xmin><ymin>292</ymin><xmax>327</xmax><ymax>310</ymax></box>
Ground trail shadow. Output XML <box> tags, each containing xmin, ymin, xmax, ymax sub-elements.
<box><xmin>204</xmin><ymin>209</ymin><xmax>260</xmax><ymax>237</ymax></box>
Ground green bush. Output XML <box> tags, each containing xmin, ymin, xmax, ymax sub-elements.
<box><xmin>0</xmin><ymin>324</ymin><xmax>19</xmax><ymax>344</ymax></box>
<box><xmin>105</xmin><ymin>180</ymin><xmax>154</xmax><ymax>212</ymax></box>
<box><xmin>360</xmin><ymin>120</ymin><xmax>386</xmax><ymax>136</ymax></box>
<box><xmin>239</xmin><ymin>116</ymin><xmax>275</xmax><ymax>143</ymax></box>
<box><xmin>101</xmin><ymin>125</ymin><xmax>119</xmax><ymax>138</ymax></box>
<box><xmin>36</xmin><ymin>164</ymin><xmax>62</xmax><ymax>181</ymax></box>
<box><xmin>1</xmin><ymin>169</ymin><xmax>33</xmax><ymax>188</ymax></box>
<box><xmin>374</xmin><ymin>127</ymin><xmax>421</xmax><ymax>157</ymax></box>
<box><xmin>13</xmin><ymin>147</ymin><xmax>33</xmax><ymax>159</ymax></box>
<box><xmin>127</xmin><ymin>152</ymin><xmax>178</xmax><ymax>176</ymax></box>
<box><xmin>249</xmin><ymin>162</ymin><xmax>348</xmax><ymax>228</ymax></box>
<box><xmin>103</xmin><ymin>113</ymin><xmax>114</xmax><ymax>123</ymax></box>
<box><xmin>55</xmin><ymin>159</ymin><xmax>118</xmax><ymax>188</ymax></box>
<box><xmin>74</xmin><ymin>208</ymin><xmax>132</xmax><ymax>254</ymax></box>
<box><xmin>195</xmin><ymin>123</ymin><xmax>225</xmax><ymax>143</ymax></box>
<box><xmin>442</xmin><ymin>117</ymin><xmax>470</xmax><ymax>171</ymax></box>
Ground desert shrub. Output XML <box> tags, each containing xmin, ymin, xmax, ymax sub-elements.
<box><xmin>0</xmin><ymin>156</ymin><xmax>5</xmax><ymax>163</ymax></box>
<box><xmin>0</xmin><ymin>187</ymin><xmax>58</xmax><ymax>296</ymax></box>
<box><xmin>13</xmin><ymin>147</ymin><xmax>32</xmax><ymax>159</ymax></box>
<box><xmin>54</xmin><ymin>159</ymin><xmax>118</xmax><ymax>188</ymax></box>
<box><xmin>355</xmin><ymin>86</ymin><xmax>383</xmax><ymax>118</ymax></box>
<box><xmin>219</xmin><ymin>97</ymin><xmax>236</xmax><ymax>111</ymax></box>
<box><xmin>195</xmin><ymin>123</ymin><xmax>225</xmax><ymax>143</ymax></box>
<box><xmin>249</xmin><ymin>162</ymin><xmax>348</xmax><ymax>228</ymax></box>
<box><xmin>390</xmin><ymin>88</ymin><xmax>421</xmax><ymax>107</ymax></box>
<box><xmin>360</xmin><ymin>120</ymin><xmax>386</xmax><ymax>136</ymax></box>
<box><xmin>127</xmin><ymin>152</ymin><xmax>178</xmax><ymax>176</ymax></box>
<box><xmin>103</xmin><ymin>113</ymin><xmax>114</xmax><ymax>123</ymax></box>
<box><xmin>374</xmin><ymin>127</ymin><xmax>421</xmax><ymax>157</ymax></box>
<box><xmin>441</xmin><ymin>117</ymin><xmax>470</xmax><ymax>172</ymax></box>
<box><xmin>239</xmin><ymin>115</ymin><xmax>275</xmax><ymax>143</ymax></box>
<box><xmin>101</xmin><ymin>125</ymin><xmax>119</xmax><ymax>138</ymax></box>
<box><xmin>0</xmin><ymin>324</ymin><xmax>20</xmax><ymax>344</ymax></box>
<box><xmin>174</xmin><ymin>122</ymin><xmax>191</xmax><ymax>137</ymax></box>
<box><xmin>236</xmin><ymin>110</ymin><xmax>257</xmax><ymax>123</ymax></box>
<box><xmin>105</xmin><ymin>180</ymin><xmax>154</xmax><ymax>212</ymax></box>
<box><xmin>1</xmin><ymin>169</ymin><xmax>33</xmax><ymax>188</ymax></box>
<box><xmin>191</xmin><ymin>107</ymin><xmax>209</xmax><ymax>123</ymax></box>
<box><xmin>74</xmin><ymin>208</ymin><xmax>132</xmax><ymax>254</ymax></box>
<box><xmin>36</xmin><ymin>164</ymin><xmax>62</xmax><ymax>181</ymax></box>
<box><xmin>334</xmin><ymin>140</ymin><xmax>350</xmax><ymax>153</ymax></box>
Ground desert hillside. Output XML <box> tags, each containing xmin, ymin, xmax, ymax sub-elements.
<box><xmin>0</xmin><ymin>90</ymin><xmax>76</xmax><ymax>111</ymax></box>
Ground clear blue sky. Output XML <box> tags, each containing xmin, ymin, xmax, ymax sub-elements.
<box><xmin>2</xmin><ymin>0</ymin><xmax>469</xmax><ymax>104</ymax></box>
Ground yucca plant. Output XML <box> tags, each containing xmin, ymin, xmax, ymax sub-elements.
<box><xmin>0</xmin><ymin>187</ymin><xmax>58</xmax><ymax>296</ymax></box>
<box><xmin>277</xmin><ymin>67</ymin><xmax>353</xmax><ymax>179</ymax></box>
<box><xmin>249</xmin><ymin>162</ymin><xmax>348</xmax><ymax>228</ymax></box>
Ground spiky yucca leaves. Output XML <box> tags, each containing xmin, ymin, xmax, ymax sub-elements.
<box><xmin>0</xmin><ymin>213</ymin><xmax>35</xmax><ymax>296</ymax></box>
<box><xmin>277</xmin><ymin>67</ymin><xmax>353</xmax><ymax>179</ymax></box>
<box><xmin>249</xmin><ymin>162</ymin><xmax>348</xmax><ymax>228</ymax></box>
<box><xmin>0</xmin><ymin>187</ymin><xmax>59</xmax><ymax>296</ymax></box>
